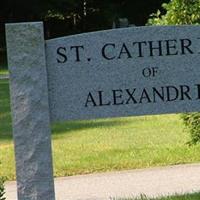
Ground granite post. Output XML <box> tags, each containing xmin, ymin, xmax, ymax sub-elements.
<box><xmin>6</xmin><ymin>22</ymin><xmax>55</xmax><ymax>200</ymax></box>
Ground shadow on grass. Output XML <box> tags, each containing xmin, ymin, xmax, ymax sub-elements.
<box><xmin>0</xmin><ymin>80</ymin><xmax>133</xmax><ymax>140</ymax></box>
<box><xmin>51</xmin><ymin>118</ymin><xmax>132</xmax><ymax>135</ymax></box>
<box><xmin>0</xmin><ymin>80</ymin><xmax>12</xmax><ymax>141</ymax></box>
<box><xmin>1</xmin><ymin>79</ymin><xmax>144</xmax><ymax>141</ymax></box>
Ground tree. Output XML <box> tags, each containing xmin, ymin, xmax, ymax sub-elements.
<box><xmin>119</xmin><ymin>0</ymin><xmax>169</xmax><ymax>25</ymax></box>
<box><xmin>0</xmin><ymin>0</ymin><xmax>170</xmax><ymax>48</ymax></box>
<box><xmin>148</xmin><ymin>0</ymin><xmax>200</xmax><ymax>144</ymax></box>
<box><xmin>148</xmin><ymin>0</ymin><xmax>200</xmax><ymax>25</ymax></box>
<box><xmin>43</xmin><ymin>0</ymin><xmax>120</xmax><ymax>32</ymax></box>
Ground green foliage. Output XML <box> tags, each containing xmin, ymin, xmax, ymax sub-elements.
<box><xmin>182</xmin><ymin>113</ymin><xmax>200</xmax><ymax>145</ymax></box>
<box><xmin>148</xmin><ymin>0</ymin><xmax>200</xmax><ymax>145</ymax></box>
<box><xmin>148</xmin><ymin>0</ymin><xmax>200</xmax><ymax>25</ymax></box>
<box><xmin>0</xmin><ymin>177</ymin><xmax>6</xmax><ymax>200</ymax></box>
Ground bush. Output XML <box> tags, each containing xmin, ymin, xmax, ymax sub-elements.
<box><xmin>147</xmin><ymin>0</ymin><xmax>200</xmax><ymax>25</ymax></box>
<box><xmin>181</xmin><ymin>113</ymin><xmax>200</xmax><ymax>145</ymax></box>
<box><xmin>147</xmin><ymin>0</ymin><xmax>200</xmax><ymax>145</ymax></box>
<box><xmin>0</xmin><ymin>177</ymin><xmax>6</xmax><ymax>200</ymax></box>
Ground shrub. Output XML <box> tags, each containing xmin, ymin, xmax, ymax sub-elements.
<box><xmin>0</xmin><ymin>177</ymin><xmax>6</xmax><ymax>200</ymax></box>
<box><xmin>181</xmin><ymin>113</ymin><xmax>200</xmax><ymax>145</ymax></box>
<box><xmin>147</xmin><ymin>0</ymin><xmax>200</xmax><ymax>25</ymax></box>
<box><xmin>147</xmin><ymin>0</ymin><xmax>200</xmax><ymax>145</ymax></box>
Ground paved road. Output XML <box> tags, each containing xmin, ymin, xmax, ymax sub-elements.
<box><xmin>5</xmin><ymin>163</ymin><xmax>200</xmax><ymax>200</ymax></box>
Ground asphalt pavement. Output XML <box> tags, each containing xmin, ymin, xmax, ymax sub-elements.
<box><xmin>5</xmin><ymin>163</ymin><xmax>200</xmax><ymax>200</ymax></box>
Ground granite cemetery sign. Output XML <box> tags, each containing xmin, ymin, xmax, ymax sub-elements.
<box><xmin>5</xmin><ymin>22</ymin><xmax>200</xmax><ymax>199</ymax></box>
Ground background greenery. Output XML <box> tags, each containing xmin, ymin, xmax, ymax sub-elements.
<box><xmin>148</xmin><ymin>0</ymin><xmax>200</xmax><ymax>25</ymax></box>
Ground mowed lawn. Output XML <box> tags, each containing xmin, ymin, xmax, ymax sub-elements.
<box><xmin>0</xmin><ymin>64</ymin><xmax>8</xmax><ymax>75</ymax></box>
<box><xmin>0</xmin><ymin>69</ymin><xmax>8</xmax><ymax>75</ymax></box>
<box><xmin>1</xmin><ymin>79</ymin><xmax>200</xmax><ymax>180</ymax></box>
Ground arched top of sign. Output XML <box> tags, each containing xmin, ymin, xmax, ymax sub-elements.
<box><xmin>46</xmin><ymin>25</ymin><xmax>198</xmax><ymax>43</ymax></box>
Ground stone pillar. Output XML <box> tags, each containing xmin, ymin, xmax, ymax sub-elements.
<box><xmin>5</xmin><ymin>22</ymin><xmax>55</xmax><ymax>200</ymax></box>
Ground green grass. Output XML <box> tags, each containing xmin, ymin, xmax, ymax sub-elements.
<box><xmin>0</xmin><ymin>56</ymin><xmax>8</xmax><ymax>75</ymax></box>
<box><xmin>0</xmin><ymin>69</ymin><xmax>8</xmax><ymax>75</ymax></box>
<box><xmin>114</xmin><ymin>193</ymin><xmax>200</xmax><ymax>200</ymax></box>
<box><xmin>1</xmin><ymin>79</ymin><xmax>200</xmax><ymax>180</ymax></box>
<box><xmin>0</xmin><ymin>80</ymin><xmax>11</xmax><ymax>144</ymax></box>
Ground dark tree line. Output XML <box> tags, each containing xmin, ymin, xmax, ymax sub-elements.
<box><xmin>0</xmin><ymin>0</ymin><xmax>169</xmax><ymax>47</ymax></box>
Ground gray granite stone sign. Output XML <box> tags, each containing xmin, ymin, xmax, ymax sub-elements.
<box><xmin>46</xmin><ymin>25</ymin><xmax>200</xmax><ymax>121</ymax></box>
<box><xmin>5</xmin><ymin>22</ymin><xmax>200</xmax><ymax>200</ymax></box>
<box><xmin>6</xmin><ymin>22</ymin><xmax>55</xmax><ymax>200</ymax></box>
